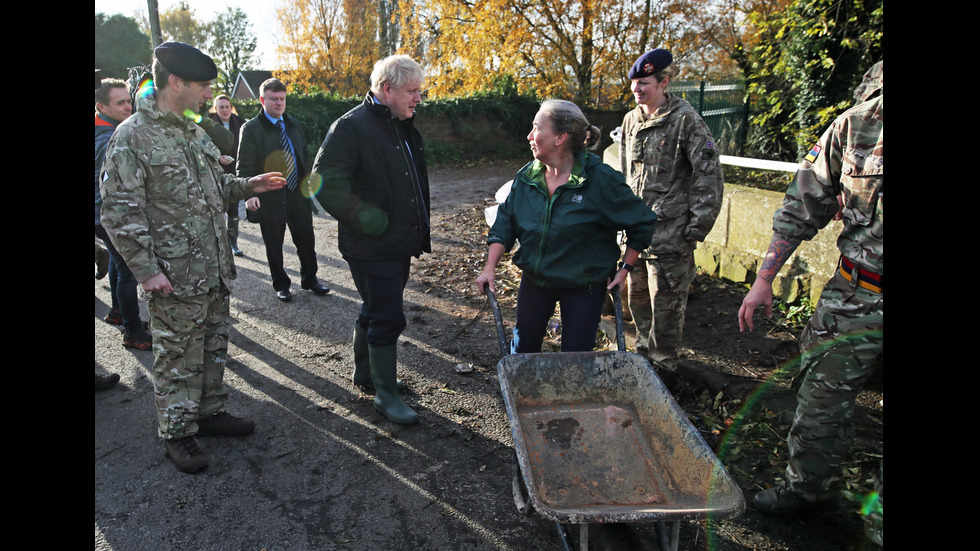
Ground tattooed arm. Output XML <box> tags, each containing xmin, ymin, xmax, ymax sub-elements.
<box><xmin>738</xmin><ymin>234</ymin><xmax>799</xmax><ymax>332</ymax></box>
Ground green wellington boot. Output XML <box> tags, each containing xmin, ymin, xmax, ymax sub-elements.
<box><xmin>368</xmin><ymin>344</ymin><xmax>418</xmax><ymax>425</ymax></box>
<box><xmin>353</xmin><ymin>324</ymin><xmax>404</xmax><ymax>393</ymax></box>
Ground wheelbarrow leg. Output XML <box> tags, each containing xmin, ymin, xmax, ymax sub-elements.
<box><xmin>657</xmin><ymin>520</ymin><xmax>680</xmax><ymax>551</ymax></box>
<box><xmin>511</xmin><ymin>466</ymin><xmax>531</xmax><ymax>517</ymax></box>
<box><xmin>553</xmin><ymin>521</ymin><xmax>578</xmax><ymax>551</ymax></box>
<box><xmin>511</xmin><ymin>456</ymin><xmax>532</xmax><ymax>516</ymax></box>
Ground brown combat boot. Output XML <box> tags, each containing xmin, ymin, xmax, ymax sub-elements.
<box><xmin>196</xmin><ymin>411</ymin><xmax>255</xmax><ymax>436</ymax></box>
<box><xmin>751</xmin><ymin>484</ymin><xmax>837</xmax><ymax>515</ymax></box>
<box><xmin>165</xmin><ymin>436</ymin><xmax>208</xmax><ymax>473</ymax></box>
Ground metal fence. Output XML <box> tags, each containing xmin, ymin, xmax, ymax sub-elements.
<box><xmin>671</xmin><ymin>79</ymin><xmax>747</xmax><ymax>155</ymax></box>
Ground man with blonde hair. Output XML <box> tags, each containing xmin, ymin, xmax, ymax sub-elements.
<box><xmin>311</xmin><ymin>55</ymin><xmax>429</xmax><ymax>425</ymax></box>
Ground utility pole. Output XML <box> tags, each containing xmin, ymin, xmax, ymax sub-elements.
<box><xmin>147</xmin><ymin>0</ymin><xmax>163</xmax><ymax>48</ymax></box>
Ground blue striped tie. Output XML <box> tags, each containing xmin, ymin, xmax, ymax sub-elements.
<box><xmin>277</xmin><ymin>120</ymin><xmax>298</xmax><ymax>191</ymax></box>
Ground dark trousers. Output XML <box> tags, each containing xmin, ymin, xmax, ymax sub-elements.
<box><xmin>95</xmin><ymin>225</ymin><xmax>142</xmax><ymax>333</ymax></box>
<box><xmin>512</xmin><ymin>276</ymin><xmax>608</xmax><ymax>353</ymax></box>
<box><xmin>346</xmin><ymin>257</ymin><xmax>412</xmax><ymax>347</ymax></box>
<box><xmin>258</xmin><ymin>205</ymin><xmax>318</xmax><ymax>292</ymax></box>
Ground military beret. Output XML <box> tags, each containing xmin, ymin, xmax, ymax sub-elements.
<box><xmin>628</xmin><ymin>49</ymin><xmax>673</xmax><ymax>80</ymax></box>
<box><xmin>154</xmin><ymin>41</ymin><xmax>218</xmax><ymax>82</ymax></box>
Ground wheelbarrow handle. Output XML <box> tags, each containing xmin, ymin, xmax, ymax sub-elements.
<box><xmin>610</xmin><ymin>284</ymin><xmax>626</xmax><ymax>352</ymax></box>
<box><xmin>484</xmin><ymin>283</ymin><xmax>510</xmax><ymax>358</ymax></box>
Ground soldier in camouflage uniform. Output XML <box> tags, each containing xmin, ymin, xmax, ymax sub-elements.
<box><xmin>738</xmin><ymin>61</ymin><xmax>882</xmax><ymax>543</ymax></box>
<box><xmin>99</xmin><ymin>42</ymin><xmax>287</xmax><ymax>474</ymax></box>
<box><xmin>620</xmin><ymin>49</ymin><xmax>724</xmax><ymax>371</ymax></box>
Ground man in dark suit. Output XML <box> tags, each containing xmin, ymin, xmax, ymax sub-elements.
<box><xmin>238</xmin><ymin>78</ymin><xmax>329</xmax><ymax>302</ymax></box>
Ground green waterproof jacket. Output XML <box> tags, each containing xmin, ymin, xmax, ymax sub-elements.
<box><xmin>489</xmin><ymin>151</ymin><xmax>656</xmax><ymax>289</ymax></box>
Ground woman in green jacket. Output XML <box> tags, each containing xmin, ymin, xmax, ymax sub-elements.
<box><xmin>476</xmin><ymin>99</ymin><xmax>656</xmax><ymax>353</ymax></box>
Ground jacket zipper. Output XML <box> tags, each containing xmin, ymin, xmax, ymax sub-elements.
<box><xmin>391</xmin><ymin>120</ymin><xmax>426</xmax><ymax>233</ymax></box>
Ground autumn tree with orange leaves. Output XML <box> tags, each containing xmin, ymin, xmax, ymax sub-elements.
<box><xmin>274</xmin><ymin>0</ymin><xmax>400</xmax><ymax>96</ymax></box>
<box><xmin>399</xmin><ymin>0</ymin><xmax>737</xmax><ymax>108</ymax></box>
<box><xmin>273</xmin><ymin>0</ymin><xmax>749</xmax><ymax>108</ymax></box>
<box><xmin>271</xmin><ymin>0</ymin><xmax>879</xmax><ymax>126</ymax></box>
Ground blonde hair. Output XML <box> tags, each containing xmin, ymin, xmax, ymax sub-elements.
<box><xmin>370</xmin><ymin>55</ymin><xmax>423</xmax><ymax>94</ymax></box>
<box><xmin>652</xmin><ymin>64</ymin><xmax>680</xmax><ymax>84</ymax></box>
<box><xmin>538</xmin><ymin>99</ymin><xmax>600</xmax><ymax>154</ymax></box>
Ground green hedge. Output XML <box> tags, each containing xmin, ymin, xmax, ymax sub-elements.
<box><xmin>229</xmin><ymin>88</ymin><xmax>542</xmax><ymax>165</ymax></box>
<box><xmin>232</xmin><ymin>93</ymin><xmax>362</xmax><ymax>164</ymax></box>
<box><xmin>227</xmin><ymin>91</ymin><xmax>789</xmax><ymax>192</ymax></box>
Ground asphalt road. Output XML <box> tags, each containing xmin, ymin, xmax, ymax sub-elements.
<box><xmin>94</xmin><ymin>191</ymin><xmax>593</xmax><ymax>551</ymax></box>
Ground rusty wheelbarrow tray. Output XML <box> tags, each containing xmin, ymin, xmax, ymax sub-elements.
<box><xmin>486</xmin><ymin>286</ymin><xmax>744</xmax><ymax>551</ymax></box>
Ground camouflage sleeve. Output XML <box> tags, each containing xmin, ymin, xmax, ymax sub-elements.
<box><xmin>772</xmin><ymin>123</ymin><xmax>843</xmax><ymax>245</ymax></box>
<box><xmin>98</xmin><ymin>132</ymin><xmax>162</xmax><ymax>284</ymax></box>
<box><xmin>619</xmin><ymin>114</ymin><xmax>630</xmax><ymax>176</ymax></box>
<box><xmin>682</xmin><ymin>114</ymin><xmax>723</xmax><ymax>242</ymax></box>
<box><xmin>221</xmin><ymin>172</ymin><xmax>254</xmax><ymax>204</ymax></box>
<box><xmin>197</xmin><ymin>116</ymin><xmax>235</xmax><ymax>155</ymax></box>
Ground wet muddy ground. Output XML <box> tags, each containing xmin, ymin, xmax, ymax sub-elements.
<box><xmin>95</xmin><ymin>162</ymin><xmax>882</xmax><ymax>550</ymax></box>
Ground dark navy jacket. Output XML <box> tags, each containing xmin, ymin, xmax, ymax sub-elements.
<box><xmin>312</xmin><ymin>93</ymin><xmax>431</xmax><ymax>260</ymax></box>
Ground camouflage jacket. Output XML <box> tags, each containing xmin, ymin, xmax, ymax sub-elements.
<box><xmin>620</xmin><ymin>93</ymin><xmax>723</xmax><ymax>256</ymax></box>
<box><xmin>773</xmin><ymin>83</ymin><xmax>883</xmax><ymax>275</ymax></box>
<box><xmin>99</xmin><ymin>93</ymin><xmax>255</xmax><ymax>297</ymax></box>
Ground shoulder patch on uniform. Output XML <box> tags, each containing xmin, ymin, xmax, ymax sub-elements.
<box><xmin>804</xmin><ymin>144</ymin><xmax>822</xmax><ymax>163</ymax></box>
<box><xmin>702</xmin><ymin>142</ymin><xmax>716</xmax><ymax>159</ymax></box>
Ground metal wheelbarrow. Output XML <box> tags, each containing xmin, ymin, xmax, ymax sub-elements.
<box><xmin>485</xmin><ymin>285</ymin><xmax>744</xmax><ymax>551</ymax></box>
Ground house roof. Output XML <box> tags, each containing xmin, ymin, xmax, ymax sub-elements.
<box><xmin>231</xmin><ymin>70</ymin><xmax>273</xmax><ymax>100</ymax></box>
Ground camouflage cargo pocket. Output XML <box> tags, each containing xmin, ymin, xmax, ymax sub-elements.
<box><xmin>153</xmin><ymin>238</ymin><xmax>192</xmax><ymax>286</ymax></box>
<box><xmin>841</xmin><ymin>146</ymin><xmax>882</xmax><ymax>227</ymax></box>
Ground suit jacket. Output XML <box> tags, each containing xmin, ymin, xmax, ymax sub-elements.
<box><xmin>237</xmin><ymin>108</ymin><xmax>311</xmax><ymax>224</ymax></box>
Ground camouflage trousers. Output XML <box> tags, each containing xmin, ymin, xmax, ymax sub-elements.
<box><xmin>146</xmin><ymin>285</ymin><xmax>232</xmax><ymax>440</ymax></box>
<box><xmin>626</xmin><ymin>252</ymin><xmax>696</xmax><ymax>370</ymax></box>
<box><xmin>786</xmin><ymin>271</ymin><xmax>883</xmax><ymax>501</ymax></box>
